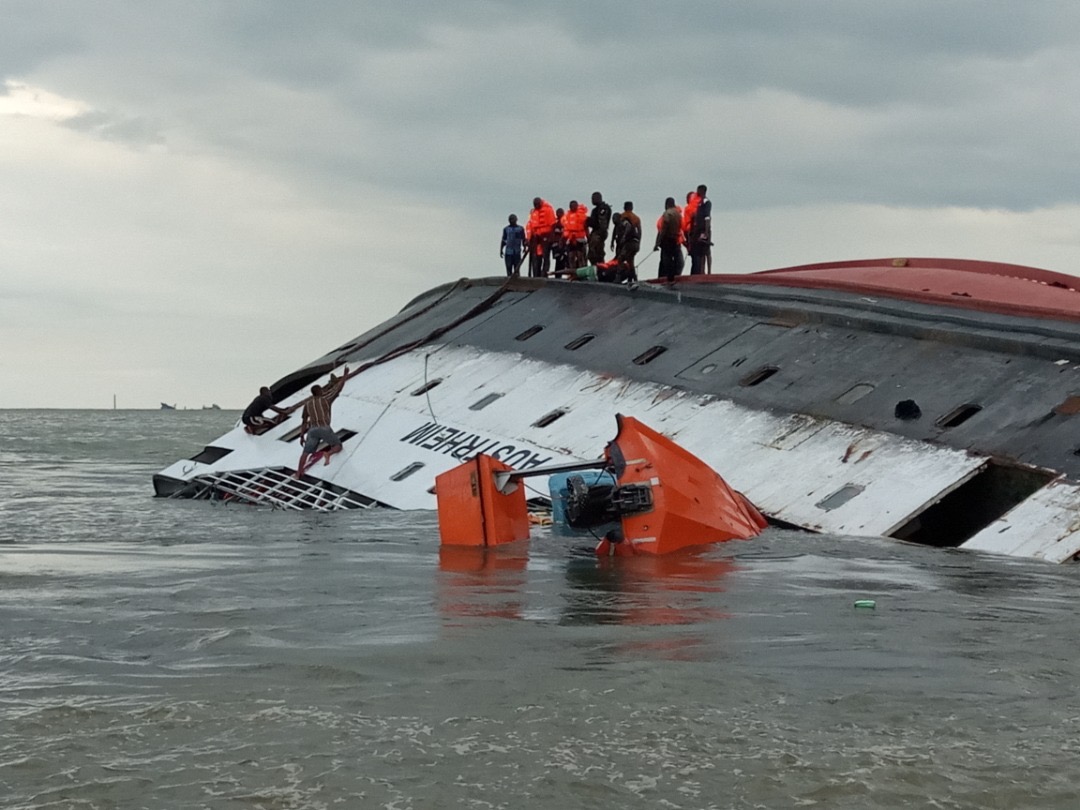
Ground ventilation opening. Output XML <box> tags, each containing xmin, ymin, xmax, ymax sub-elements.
<box><xmin>390</xmin><ymin>462</ymin><xmax>426</xmax><ymax>482</ymax></box>
<box><xmin>936</xmin><ymin>403</ymin><xmax>982</xmax><ymax>428</ymax></box>
<box><xmin>469</xmin><ymin>392</ymin><xmax>503</xmax><ymax>411</ymax></box>
<box><xmin>190</xmin><ymin>446</ymin><xmax>233</xmax><ymax>464</ymax></box>
<box><xmin>411</xmin><ymin>379</ymin><xmax>443</xmax><ymax>396</ymax></box>
<box><xmin>533</xmin><ymin>409</ymin><xmax>567</xmax><ymax>427</ymax></box>
<box><xmin>515</xmin><ymin>325</ymin><xmax>544</xmax><ymax>341</ymax></box>
<box><xmin>740</xmin><ymin>365</ymin><xmax>779</xmax><ymax>387</ymax></box>
<box><xmin>889</xmin><ymin>462</ymin><xmax>1053</xmax><ymax>548</ymax></box>
<box><xmin>633</xmin><ymin>346</ymin><xmax>667</xmax><ymax>365</ymax></box>
<box><xmin>565</xmin><ymin>334</ymin><xmax>596</xmax><ymax>351</ymax></box>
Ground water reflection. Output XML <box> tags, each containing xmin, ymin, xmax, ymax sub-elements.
<box><xmin>562</xmin><ymin>551</ymin><xmax>735</xmax><ymax>627</ymax></box>
<box><xmin>436</xmin><ymin>544</ymin><xmax>529</xmax><ymax>621</ymax></box>
<box><xmin>436</xmin><ymin>540</ymin><xmax>735</xmax><ymax>636</ymax></box>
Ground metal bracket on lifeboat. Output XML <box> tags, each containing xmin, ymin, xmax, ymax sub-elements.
<box><xmin>492</xmin><ymin>458</ymin><xmax>608</xmax><ymax>495</ymax></box>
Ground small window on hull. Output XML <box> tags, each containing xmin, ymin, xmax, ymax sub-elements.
<box><xmin>565</xmin><ymin>334</ymin><xmax>596</xmax><ymax>351</ymax></box>
<box><xmin>740</xmin><ymin>366</ymin><xmax>779</xmax><ymax>387</ymax></box>
<box><xmin>515</xmin><ymin>325</ymin><xmax>544</xmax><ymax>341</ymax></box>
<box><xmin>190</xmin><ymin>446</ymin><xmax>233</xmax><ymax>464</ymax></box>
<box><xmin>411</xmin><ymin>379</ymin><xmax>443</xmax><ymax>396</ymax></box>
<box><xmin>470</xmin><ymin>393</ymin><xmax>503</xmax><ymax>411</ymax></box>
<box><xmin>937</xmin><ymin>403</ymin><xmax>981</xmax><ymax>428</ymax></box>
<box><xmin>836</xmin><ymin>383</ymin><xmax>875</xmax><ymax>405</ymax></box>
<box><xmin>280</xmin><ymin>427</ymin><xmax>357</xmax><ymax>444</ymax></box>
<box><xmin>633</xmin><ymin>346</ymin><xmax>667</xmax><ymax>365</ymax></box>
<box><xmin>390</xmin><ymin>462</ymin><xmax>426</xmax><ymax>482</ymax></box>
<box><xmin>533</xmin><ymin>409</ymin><xmax>567</xmax><ymax>427</ymax></box>
<box><xmin>815</xmin><ymin>484</ymin><xmax>864</xmax><ymax>511</ymax></box>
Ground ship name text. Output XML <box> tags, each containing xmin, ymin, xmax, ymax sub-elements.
<box><xmin>400</xmin><ymin>422</ymin><xmax>553</xmax><ymax>469</ymax></box>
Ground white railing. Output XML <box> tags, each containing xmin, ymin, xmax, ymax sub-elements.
<box><xmin>174</xmin><ymin>467</ymin><xmax>377</xmax><ymax>511</ymax></box>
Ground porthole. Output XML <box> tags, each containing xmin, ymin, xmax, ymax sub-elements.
<box><xmin>390</xmin><ymin>462</ymin><xmax>426</xmax><ymax>482</ymax></box>
<box><xmin>515</xmin><ymin>325</ymin><xmax>544</xmax><ymax>341</ymax></box>
<box><xmin>469</xmin><ymin>393</ymin><xmax>503</xmax><ymax>411</ymax></box>
<box><xmin>411</xmin><ymin>379</ymin><xmax>443</xmax><ymax>396</ymax></box>
<box><xmin>633</xmin><ymin>346</ymin><xmax>667</xmax><ymax>365</ymax></box>
<box><xmin>936</xmin><ymin>403</ymin><xmax>981</xmax><ymax>429</ymax></box>
<box><xmin>740</xmin><ymin>365</ymin><xmax>779</xmax><ymax>387</ymax></box>
<box><xmin>533</xmin><ymin>409</ymin><xmax>567</xmax><ymax>427</ymax></box>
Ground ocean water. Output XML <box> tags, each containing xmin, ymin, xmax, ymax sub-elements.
<box><xmin>2</xmin><ymin>409</ymin><xmax>1080</xmax><ymax>809</ymax></box>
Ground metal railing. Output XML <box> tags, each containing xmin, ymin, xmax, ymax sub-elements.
<box><xmin>172</xmin><ymin>467</ymin><xmax>378</xmax><ymax>511</ymax></box>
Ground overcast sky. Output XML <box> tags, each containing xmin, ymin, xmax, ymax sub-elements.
<box><xmin>5</xmin><ymin>1</ymin><xmax>1080</xmax><ymax>408</ymax></box>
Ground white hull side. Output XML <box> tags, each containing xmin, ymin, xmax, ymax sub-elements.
<box><xmin>157</xmin><ymin>342</ymin><xmax>1080</xmax><ymax>563</ymax></box>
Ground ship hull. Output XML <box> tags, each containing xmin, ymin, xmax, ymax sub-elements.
<box><xmin>155</xmin><ymin>271</ymin><xmax>1080</xmax><ymax>563</ymax></box>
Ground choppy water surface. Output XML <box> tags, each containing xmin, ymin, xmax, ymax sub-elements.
<box><xmin>2</xmin><ymin>410</ymin><xmax>1080</xmax><ymax>809</ymax></box>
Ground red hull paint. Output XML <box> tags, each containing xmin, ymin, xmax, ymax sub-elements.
<box><xmin>682</xmin><ymin>258</ymin><xmax>1080</xmax><ymax>323</ymax></box>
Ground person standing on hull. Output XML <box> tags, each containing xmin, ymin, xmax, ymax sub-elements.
<box><xmin>654</xmin><ymin>197</ymin><xmax>684</xmax><ymax>283</ymax></box>
<box><xmin>551</xmin><ymin>207</ymin><xmax>567</xmax><ymax>276</ymax></box>
<box><xmin>241</xmin><ymin>386</ymin><xmax>289</xmax><ymax>434</ymax></box>
<box><xmin>525</xmin><ymin>197</ymin><xmax>557</xmax><ymax>278</ymax></box>
<box><xmin>688</xmin><ymin>183</ymin><xmax>712</xmax><ymax>275</ymax></box>
<box><xmin>611</xmin><ymin>201</ymin><xmax>641</xmax><ymax>280</ymax></box>
<box><xmin>295</xmin><ymin>368</ymin><xmax>349</xmax><ymax>478</ymax></box>
<box><xmin>562</xmin><ymin>200</ymin><xmax>589</xmax><ymax>271</ymax></box>
<box><xmin>681</xmin><ymin>189</ymin><xmax>699</xmax><ymax>248</ymax></box>
<box><xmin>500</xmin><ymin>214</ymin><xmax>526</xmax><ymax>276</ymax></box>
<box><xmin>586</xmin><ymin>191</ymin><xmax>612</xmax><ymax>266</ymax></box>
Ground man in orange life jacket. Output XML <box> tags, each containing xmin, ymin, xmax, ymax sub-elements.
<box><xmin>562</xmin><ymin>200</ymin><xmax>589</xmax><ymax>270</ymax></box>
<box><xmin>585</xmin><ymin>191</ymin><xmax>612</xmax><ymax>265</ymax></box>
<box><xmin>681</xmin><ymin>190</ymin><xmax>699</xmax><ymax>248</ymax></box>
<box><xmin>525</xmin><ymin>197</ymin><xmax>557</xmax><ymax>278</ymax></box>
<box><xmin>654</xmin><ymin>197</ymin><xmax>684</xmax><ymax>283</ymax></box>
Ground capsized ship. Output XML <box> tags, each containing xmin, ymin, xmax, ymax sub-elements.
<box><xmin>154</xmin><ymin>258</ymin><xmax>1080</xmax><ymax>563</ymax></box>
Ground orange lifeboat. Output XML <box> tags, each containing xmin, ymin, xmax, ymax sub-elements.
<box><xmin>434</xmin><ymin>414</ymin><xmax>766</xmax><ymax>556</ymax></box>
<box><xmin>592</xmin><ymin>415</ymin><xmax>767</xmax><ymax>556</ymax></box>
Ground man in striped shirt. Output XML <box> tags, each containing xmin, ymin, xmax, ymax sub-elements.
<box><xmin>295</xmin><ymin>368</ymin><xmax>349</xmax><ymax>478</ymax></box>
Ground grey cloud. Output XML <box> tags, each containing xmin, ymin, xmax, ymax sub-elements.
<box><xmin>60</xmin><ymin>109</ymin><xmax>165</xmax><ymax>147</ymax></box>
<box><xmin>8</xmin><ymin>3</ymin><xmax>1080</xmax><ymax>219</ymax></box>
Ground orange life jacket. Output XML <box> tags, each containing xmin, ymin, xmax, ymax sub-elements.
<box><xmin>526</xmin><ymin>200</ymin><xmax>557</xmax><ymax>239</ymax></box>
<box><xmin>681</xmin><ymin>194</ymin><xmax>699</xmax><ymax>238</ymax></box>
<box><xmin>562</xmin><ymin>206</ymin><xmax>589</xmax><ymax>242</ymax></box>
